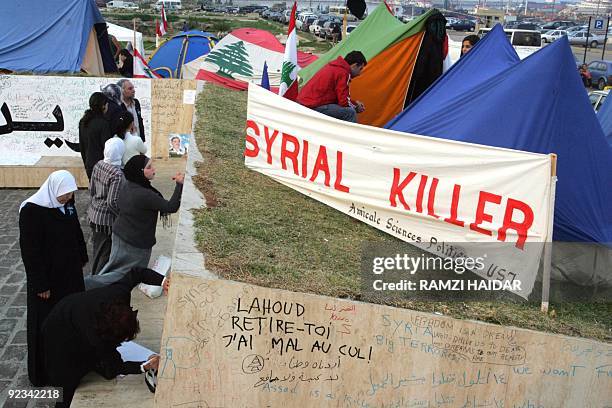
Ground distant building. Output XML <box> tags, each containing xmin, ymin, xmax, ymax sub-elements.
<box><xmin>473</xmin><ymin>6</ymin><xmax>506</xmax><ymax>27</ymax></box>
<box><xmin>565</xmin><ymin>0</ymin><xmax>612</xmax><ymax>16</ymax></box>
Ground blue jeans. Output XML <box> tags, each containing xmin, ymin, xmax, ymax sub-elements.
<box><xmin>314</xmin><ymin>104</ymin><xmax>357</xmax><ymax>123</ymax></box>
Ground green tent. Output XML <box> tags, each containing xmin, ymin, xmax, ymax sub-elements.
<box><xmin>297</xmin><ymin>5</ymin><xmax>446</xmax><ymax>127</ymax></box>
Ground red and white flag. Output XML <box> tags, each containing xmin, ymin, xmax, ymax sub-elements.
<box><xmin>383</xmin><ymin>0</ymin><xmax>394</xmax><ymax>15</ymax></box>
<box><xmin>442</xmin><ymin>34</ymin><xmax>452</xmax><ymax>72</ymax></box>
<box><xmin>133</xmin><ymin>49</ymin><xmax>162</xmax><ymax>79</ymax></box>
<box><xmin>279</xmin><ymin>2</ymin><xmax>298</xmax><ymax>101</ymax></box>
<box><xmin>156</xmin><ymin>5</ymin><xmax>168</xmax><ymax>37</ymax></box>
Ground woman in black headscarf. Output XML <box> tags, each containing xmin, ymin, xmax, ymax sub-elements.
<box><xmin>79</xmin><ymin>92</ymin><xmax>111</xmax><ymax>179</ymax></box>
<box><xmin>19</xmin><ymin>171</ymin><xmax>88</xmax><ymax>386</ymax></box>
<box><xmin>85</xmin><ymin>155</ymin><xmax>184</xmax><ymax>289</ymax></box>
<box><xmin>101</xmin><ymin>83</ymin><xmax>124</xmax><ymax>135</ymax></box>
<box><xmin>118</xmin><ymin>49</ymin><xmax>134</xmax><ymax>78</ymax></box>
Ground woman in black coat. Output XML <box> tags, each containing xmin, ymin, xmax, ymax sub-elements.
<box><xmin>19</xmin><ymin>170</ymin><xmax>88</xmax><ymax>386</ymax></box>
<box><xmin>42</xmin><ymin>267</ymin><xmax>165</xmax><ymax>407</ymax></box>
<box><xmin>79</xmin><ymin>92</ymin><xmax>112</xmax><ymax>180</ymax></box>
<box><xmin>85</xmin><ymin>155</ymin><xmax>183</xmax><ymax>289</ymax></box>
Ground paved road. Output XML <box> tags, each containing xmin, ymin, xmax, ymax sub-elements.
<box><xmin>0</xmin><ymin>189</ymin><xmax>92</xmax><ymax>408</ymax></box>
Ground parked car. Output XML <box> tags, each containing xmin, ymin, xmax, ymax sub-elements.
<box><xmin>320</xmin><ymin>19</ymin><xmax>340</xmax><ymax>38</ymax></box>
<box><xmin>448</xmin><ymin>19</ymin><xmax>475</xmax><ymax>32</ymax></box>
<box><xmin>296</xmin><ymin>13</ymin><xmax>316</xmax><ymax>30</ymax></box>
<box><xmin>310</xmin><ymin>16</ymin><xmax>334</xmax><ymax>35</ymax></box>
<box><xmin>566</xmin><ymin>25</ymin><xmax>587</xmax><ymax>33</ymax></box>
<box><xmin>282</xmin><ymin>9</ymin><xmax>292</xmax><ymax>24</ymax></box>
<box><xmin>324</xmin><ymin>21</ymin><xmax>342</xmax><ymax>40</ymax></box>
<box><xmin>269</xmin><ymin>11</ymin><xmax>283</xmax><ymax>22</ymax></box>
<box><xmin>309</xmin><ymin>19</ymin><xmax>323</xmax><ymax>35</ymax></box>
<box><xmin>445</xmin><ymin>17</ymin><xmax>459</xmax><ymax>28</ymax></box>
<box><xmin>346</xmin><ymin>24</ymin><xmax>358</xmax><ymax>37</ymax></box>
<box><xmin>319</xmin><ymin>20</ymin><xmax>333</xmax><ymax>37</ymax></box>
<box><xmin>587</xmin><ymin>60</ymin><xmax>612</xmax><ymax>89</ymax></box>
<box><xmin>107</xmin><ymin>0</ymin><xmax>138</xmax><ymax>9</ymax></box>
<box><xmin>588</xmin><ymin>90</ymin><xmax>608</xmax><ymax>111</ymax></box>
<box><xmin>515</xmin><ymin>23</ymin><xmax>539</xmax><ymax>30</ymax></box>
<box><xmin>542</xmin><ymin>30</ymin><xmax>567</xmax><ymax>43</ymax></box>
<box><xmin>568</xmin><ymin>31</ymin><xmax>606</xmax><ymax>48</ymax></box>
<box><xmin>239</xmin><ymin>5</ymin><xmax>264</xmax><ymax>13</ymax></box>
<box><xmin>297</xmin><ymin>15</ymin><xmax>315</xmax><ymax>31</ymax></box>
<box><xmin>540</xmin><ymin>20</ymin><xmax>576</xmax><ymax>33</ymax></box>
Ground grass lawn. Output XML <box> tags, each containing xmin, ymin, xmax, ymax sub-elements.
<box><xmin>192</xmin><ymin>83</ymin><xmax>611</xmax><ymax>342</ymax></box>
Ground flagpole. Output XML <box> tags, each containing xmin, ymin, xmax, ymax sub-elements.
<box><xmin>133</xmin><ymin>18</ymin><xmax>137</xmax><ymax>56</ymax></box>
<box><xmin>155</xmin><ymin>18</ymin><xmax>159</xmax><ymax>48</ymax></box>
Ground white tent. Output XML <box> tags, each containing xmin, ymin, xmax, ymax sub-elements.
<box><xmin>107</xmin><ymin>22</ymin><xmax>145</xmax><ymax>57</ymax></box>
<box><xmin>182</xmin><ymin>55</ymin><xmax>202</xmax><ymax>80</ymax></box>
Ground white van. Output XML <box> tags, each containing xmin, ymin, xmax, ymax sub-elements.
<box><xmin>107</xmin><ymin>1</ymin><xmax>138</xmax><ymax>9</ymax></box>
<box><xmin>154</xmin><ymin>0</ymin><xmax>182</xmax><ymax>11</ymax></box>
<box><xmin>478</xmin><ymin>28</ymin><xmax>542</xmax><ymax>59</ymax></box>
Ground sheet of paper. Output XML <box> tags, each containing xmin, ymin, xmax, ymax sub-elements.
<box><xmin>183</xmin><ymin>89</ymin><xmax>196</xmax><ymax>105</ymax></box>
<box><xmin>117</xmin><ymin>341</ymin><xmax>154</xmax><ymax>363</ymax></box>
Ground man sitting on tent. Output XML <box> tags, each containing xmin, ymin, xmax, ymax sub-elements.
<box><xmin>297</xmin><ymin>51</ymin><xmax>367</xmax><ymax>123</ymax></box>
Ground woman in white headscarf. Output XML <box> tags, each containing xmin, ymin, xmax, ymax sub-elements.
<box><xmin>19</xmin><ymin>170</ymin><xmax>88</xmax><ymax>386</ymax></box>
<box><xmin>88</xmin><ymin>138</ymin><xmax>126</xmax><ymax>275</ymax></box>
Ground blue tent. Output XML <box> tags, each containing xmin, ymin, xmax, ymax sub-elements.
<box><xmin>0</xmin><ymin>0</ymin><xmax>115</xmax><ymax>74</ymax></box>
<box><xmin>596</xmin><ymin>91</ymin><xmax>612</xmax><ymax>147</ymax></box>
<box><xmin>148</xmin><ymin>30</ymin><xmax>217</xmax><ymax>78</ymax></box>
<box><xmin>386</xmin><ymin>25</ymin><xmax>612</xmax><ymax>244</ymax></box>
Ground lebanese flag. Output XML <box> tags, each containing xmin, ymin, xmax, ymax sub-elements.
<box><xmin>156</xmin><ymin>5</ymin><xmax>168</xmax><ymax>37</ymax></box>
<box><xmin>133</xmin><ymin>49</ymin><xmax>162</xmax><ymax>78</ymax></box>
<box><xmin>279</xmin><ymin>2</ymin><xmax>298</xmax><ymax>101</ymax></box>
<box><xmin>442</xmin><ymin>34</ymin><xmax>452</xmax><ymax>72</ymax></box>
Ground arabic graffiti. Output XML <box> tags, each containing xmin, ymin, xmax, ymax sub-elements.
<box><xmin>0</xmin><ymin>75</ymin><xmax>152</xmax><ymax>164</ymax></box>
<box><xmin>0</xmin><ymin>102</ymin><xmax>64</xmax><ymax>135</ymax></box>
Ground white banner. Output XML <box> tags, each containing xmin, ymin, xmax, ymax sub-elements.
<box><xmin>0</xmin><ymin>75</ymin><xmax>152</xmax><ymax>165</ymax></box>
<box><xmin>244</xmin><ymin>84</ymin><xmax>554</xmax><ymax>297</ymax></box>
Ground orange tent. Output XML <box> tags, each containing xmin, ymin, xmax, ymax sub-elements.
<box><xmin>298</xmin><ymin>6</ymin><xmax>446</xmax><ymax>127</ymax></box>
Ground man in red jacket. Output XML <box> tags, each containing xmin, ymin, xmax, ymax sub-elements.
<box><xmin>298</xmin><ymin>51</ymin><xmax>367</xmax><ymax>123</ymax></box>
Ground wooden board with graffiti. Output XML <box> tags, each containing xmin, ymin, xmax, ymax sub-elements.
<box><xmin>155</xmin><ymin>273</ymin><xmax>612</xmax><ymax>408</ymax></box>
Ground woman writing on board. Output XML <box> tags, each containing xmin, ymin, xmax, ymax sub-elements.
<box><xmin>86</xmin><ymin>155</ymin><xmax>184</xmax><ymax>289</ymax></box>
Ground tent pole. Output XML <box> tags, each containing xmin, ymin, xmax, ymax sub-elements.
<box><xmin>541</xmin><ymin>154</ymin><xmax>557</xmax><ymax>313</ymax></box>
<box><xmin>584</xmin><ymin>16</ymin><xmax>591</xmax><ymax>64</ymax></box>
<box><xmin>602</xmin><ymin>17</ymin><xmax>609</xmax><ymax>59</ymax></box>
<box><xmin>343</xmin><ymin>1</ymin><xmax>348</xmax><ymax>41</ymax></box>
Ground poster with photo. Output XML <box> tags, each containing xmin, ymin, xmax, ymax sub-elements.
<box><xmin>168</xmin><ymin>133</ymin><xmax>190</xmax><ymax>158</ymax></box>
